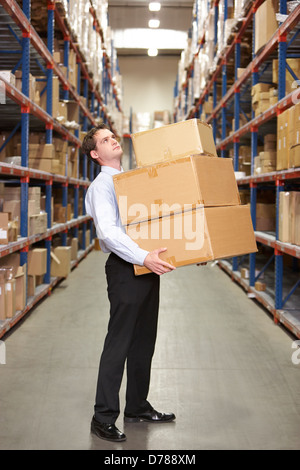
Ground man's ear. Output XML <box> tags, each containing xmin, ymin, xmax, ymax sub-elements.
<box><xmin>90</xmin><ymin>149</ymin><xmax>100</xmax><ymax>161</ymax></box>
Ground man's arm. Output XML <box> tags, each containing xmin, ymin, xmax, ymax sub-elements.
<box><xmin>86</xmin><ymin>181</ymin><xmax>175</xmax><ymax>274</ymax></box>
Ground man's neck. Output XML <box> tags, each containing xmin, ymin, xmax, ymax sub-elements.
<box><xmin>102</xmin><ymin>162</ymin><xmax>121</xmax><ymax>171</ymax></box>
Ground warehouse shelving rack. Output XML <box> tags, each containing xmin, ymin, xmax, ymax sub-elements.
<box><xmin>0</xmin><ymin>0</ymin><xmax>122</xmax><ymax>338</ymax></box>
<box><xmin>174</xmin><ymin>0</ymin><xmax>300</xmax><ymax>338</ymax></box>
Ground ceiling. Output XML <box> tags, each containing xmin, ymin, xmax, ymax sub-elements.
<box><xmin>107</xmin><ymin>0</ymin><xmax>194</xmax><ymax>56</ymax></box>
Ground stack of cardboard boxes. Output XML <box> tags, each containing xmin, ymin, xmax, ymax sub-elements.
<box><xmin>254</xmin><ymin>134</ymin><xmax>277</xmax><ymax>175</ymax></box>
<box><xmin>0</xmin><ymin>243</ymin><xmax>77</xmax><ymax>321</ymax></box>
<box><xmin>0</xmin><ymin>253</ymin><xmax>26</xmax><ymax>322</ymax></box>
<box><xmin>113</xmin><ymin>119</ymin><xmax>257</xmax><ymax>275</ymax></box>
<box><xmin>251</xmin><ymin>83</ymin><xmax>278</xmax><ymax>118</ymax></box>
<box><xmin>252</xmin><ymin>83</ymin><xmax>273</xmax><ymax>117</ymax></box>
<box><xmin>0</xmin><ymin>186</ymin><xmax>47</xmax><ymax>239</ymax></box>
<box><xmin>277</xmin><ymin>102</ymin><xmax>300</xmax><ymax>170</ymax></box>
<box><xmin>0</xmin><ymin>129</ymin><xmax>79</xmax><ymax>179</ymax></box>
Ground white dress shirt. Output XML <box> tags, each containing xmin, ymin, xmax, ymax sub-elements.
<box><xmin>85</xmin><ymin>165</ymin><xmax>149</xmax><ymax>266</ymax></box>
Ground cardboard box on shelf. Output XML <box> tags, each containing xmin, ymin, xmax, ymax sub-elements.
<box><xmin>67</xmin><ymin>101</ymin><xmax>79</xmax><ymax>122</ymax></box>
<box><xmin>16</xmin><ymin>143</ymin><xmax>54</xmax><ymax>160</ymax></box>
<box><xmin>27</xmin><ymin>275</ymin><xmax>36</xmax><ymax>297</ymax></box>
<box><xmin>255</xmin><ymin>0</ymin><xmax>278</xmax><ymax>54</ymax></box>
<box><xmin>5</xmin><ymin>279</ymin><xmax>15</xmax><ymax>318</ymax></box>
<box><xmin>86</xmin><ymin>229</ymin><xmax>91</xmax><ymax>248</ymax></box>
<box><xmin>256</xmin><ymin>203</ymin><xmax>276</xmax><ymax>231</ymax></box>
<box><xmin>53</xmin><ymin>204</ymin><xmax>67</xmax><ymax>224</ymax></box>
<box><xmin>278</xmin><ymin>191</ymin><xmax>299</xmax><ymax>243</ymax></box>
<box><xmin>15</xmin><ymin>71</ymin><xmax>36</xmax><ymax>101</ymax></box>
<box><xmin>273</xmin><ymin>58</ymin><xmax>300</xmax><ymax>85</ymax></box>
<box><xmin>127</xmin><ymin>205</ymin><xmax>257</xmax><ymax>275</ymax></box>
<box><xmin>0</xmin><ymin>213</ymin><xmax>15</xmax><ymax>244</ymax></box>
<box><xmin>36</xmin><ymin>76</ymin><xmax>59</xmax><ymax>117</ymax></box>
<box><xmin>290</xmin><ymin>192</ymin><xmax>300</xmax><ymax>245</ymax></box>
<box><xmin>0</xmin><ymin>268</ymin><xmax>6</xmax><ymax>320</ymax></box>
<box><xmin>3</xmin><ymin>186</ymin><xmax>21</xmax><ymax>200</ymax></box>
<box><xmin>0</xmin><ymin>252</ymin><xmax>20</xmax><ymax>277</ymax></box>
<box><xmin>255</xmin><ymin>281</ymin><xmax>266</xmax><ymax>291</ymax></box>
<box><xmin>114</xmin><ymin>155</ymin><xmax>240</xmax><ymax>225</ymax></box>
<box><xmin>28</xmin><ymin>248</ymin><xmax>47</xmax><ymax>276</ymax></box>
<box><xmin>28</xmin><ymin>158</ymin><xmax>62</xmax><ymax>174</ymax></box>
<box><xmin>50</xmin><ymin>246</ymin><xmax>72</xmax><ymax>278</ymax></box>
<box><xmin>28</xmin><ymin>212</ymin><xmax>47</xmax><ymax>236</ymax></box>
<box><xmin>277</xmin><ymin>108</ymin><xmax>290</xmax><ymax>170</ymax></box>
<box><xmin>15</xmin><ymin>265</ymin><xmax>26</xmax><ymax>311</ymax></box>
<box><xmin>70</xmin><ymin>237</ymin><xmax>78</xmax><ymax>261</ymax></box>
<box><xmin>241</xmin><ymin>268</ymin><xmax>264</xmax><ymax>279</ymax></box>
<box><xmin>290</xmin><ymin>144</ymin><xmax>300</xmax><ymax>168</ymax></box>
<box><xmin>131</xmin><ymin>119</ymin><xmax>217</xmax><ymax>168</ymax></box>
<box><xmin>3</xmin><ymin>200</ymin><xmax>20</xmax><ymax>222</ymax></box>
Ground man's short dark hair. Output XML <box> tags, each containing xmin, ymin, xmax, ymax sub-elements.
<box><xmin>81</xmin><ymin>124</ymin><xmax>110</xmax><ymax>167</ymax></box>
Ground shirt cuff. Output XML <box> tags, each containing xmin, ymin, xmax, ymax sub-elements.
<box><xmin>135</xmin><ymin>248</ymin><xmax>149</xmax><ymax>266</ymax></box>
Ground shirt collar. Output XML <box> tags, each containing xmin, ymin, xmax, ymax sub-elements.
<box><xmin>101</xmin><ymin>165</ymin><xmax>123</xmax><ymax>176</ymax></box>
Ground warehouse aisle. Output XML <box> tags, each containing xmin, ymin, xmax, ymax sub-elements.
<box><xmin>0</xmin><ymin>250</ymin><xmax>300</xmax><ymax>450</ymax></box>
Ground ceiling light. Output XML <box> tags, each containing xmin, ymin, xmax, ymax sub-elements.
<box><xmin>149</xmin><ymin>2</ymin><xmax>161</xmax><ymax>11</ymax></box>
<box><xmin>148</xmin><ymin>19</ymin><xmax>160</xmax><ymax>28</ymax></box>
<box><xmin>148</xmin><ymin>47</ymin><xmax>158</xmax><ymax>57</ymax></box>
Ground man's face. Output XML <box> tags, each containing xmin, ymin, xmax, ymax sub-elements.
<box><xmin>91</xmin><ymin>128</ymin><xmax>123</xmax><ymax>165</ymax></box>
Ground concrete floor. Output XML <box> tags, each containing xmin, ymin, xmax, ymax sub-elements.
<box><xmin>0</xmin><ymin>250</ymin><xmax>300</xmax><ymax>450</ymax></box>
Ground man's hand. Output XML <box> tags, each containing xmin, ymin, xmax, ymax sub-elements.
<box><xmin>144</xmin><ymin>248</ymin><xmax>176</xmax><ymax>275</ymax></box>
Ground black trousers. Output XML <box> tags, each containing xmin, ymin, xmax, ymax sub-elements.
<box><xmin>94</xmin><ymin>253</ymin><xmax>160</xmax><ymax>424</ymax></box>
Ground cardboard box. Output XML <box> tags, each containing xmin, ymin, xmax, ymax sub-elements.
<box><xmin>15</xmin><ymin>71</ymin><xmax>36</xmax><ymax>101</ymax></box>
<box><xmin>255</xmin><ymin>281</ymin><xmax>266</xmax><ymax>291</ymax></box>
<box><xmin>28</xmin><ymin>212</ymin><xmax>47</xmax><ymax>236</ymax></box>
<box><xmin>15</xmin><ymin>265</ymin><xmax>26</xmax><ymax>311</ymax></box>
<box><xmin>277</xmin><ymin>109</ymin><xmax>290</xmax><ymax>170</ymax></box>
<box><xmin>255</xmin><ymin>0</ymin><xmax>278</xmax><ymax>54</ymax></box>
<box><xmin>53</xmin><ymin>204</ymin><xmax>67</xmax><ymax>223</ymax></box>
<box><xmin>50</xmin><ymin>246</ymin><xmax>71</xmax><ymax>278</ymax></box>
<box><xmin>114</xmin><ymin>155</ymin><xmax>241</xmax><ymax>225</ymax></box>
<box><xmin>28</xmin><ymin>248</ymin><xmax>47</xmax><ymax>276</ymax></box>
<box><xmin>5</xmin><ymin>278</ymin><xmax>16</xmax><ymax>318</ymax></box>
<box><xmin>0</xmin><ymin>212</ymin><xmax>9</xmax><ymax>244</ymax></box>
<box><xmin>131</xmin><ymin>119</ymin><xmax>217</xmax><ymax>168</ymax></box>
<box><xmin>28</xmin><ymin>158</ymin><xmax>62</xmax><ymax>174</ymax></box>
<box><xmin>0</xmin><ymin>212</ymin><xmax>16</xmax><ymax>244</ymax></box>
<box><xmin>16</xmin><ymin>143</ymin><xmax>54</xmax><ymax>159</ymax></box>
<box><xmin>0</xmin><ymin>268</ymin><xmax>6</xmax><ymax>320</ymax></box>
<box><xmin>36</xmin><ymin>76</ymin><xmax>59</xmax><ymax>117</ymax></box>
<box><xmin>127</xmin><ymin>205</ymin><xmax>257</xmax><ymax>275</ymax></box>
<box><xmin>27</xmin><ymin>275</ymin><xmax>36</xmax><ymax>297</ymax></box>
<box><xmin>290</xmin><ymin>192</ymin><xmax>300</xmax><ymax>245</ymax></box>
<box><xmin>0</xmin><ymin>253</ymin><xmax>20</xmax><ymax>277</ymax></box>
<box><xmin>3</xmin><ymin>200</ymin><xmax>20</xmax><ymax>221</ymax></box>
<box><xmin>0</xmin><ymin>279</ymin><xmax>5</xmax><ymax>321</ymax></box>
<box><xmin>279</xmin><ymin>192</ymin><xmax>292</xmax><ymax>243</ymax></box>
<box><xmin>70</xmin><ymin>238</ymin><xmax>78</xmax><ymax>261</ymax></box>
<box><xmin>293</xmin><ymin>195</ymin><xmax>300</xmax><ymax>246</ymax></box>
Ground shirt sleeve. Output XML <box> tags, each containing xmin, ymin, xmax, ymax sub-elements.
<box><xmin>86</xmin><ymin>179</ymin><xmax>149</xmax><ymax>266</ymax></box>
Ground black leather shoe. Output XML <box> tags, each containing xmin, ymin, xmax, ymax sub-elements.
<box><xmin>124</xmin><ymin>408</ymin><xmax>176</xmax><ymax>423</ymax></box>
<box><xmin>91</xmin><ymin>416</ymin><xmax>126</xmax><ymax>441</ymax></box>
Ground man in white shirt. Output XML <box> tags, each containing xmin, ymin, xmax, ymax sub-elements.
<box><xmin>83</xmin><ymin>124</ymin><xmax>176</xmax><ymax>442</ymax></box>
